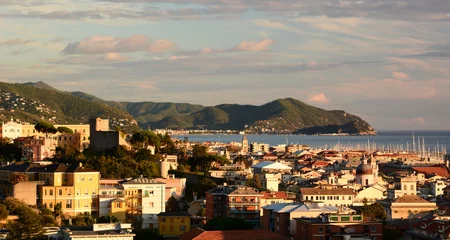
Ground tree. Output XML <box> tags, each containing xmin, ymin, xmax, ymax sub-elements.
<box><xmin>204</xmin><ymin>217</ymin><xmax>253</xmax><ymax>230</ymax></box>
<box><xmin>246</xmin><ymin>175</ymin><xmax>263</xmax><ymax>191</ymax></box>
<box><xmin>3</xmin><ymin>197</ymin><xmax>44</xmax><ymax>239</ymax></box>
<box><xmin>53</xmin><ymin>202</ymin><xmax>63</xmax><ymax>225</ymax></box>
<box><xmin>98</xmin><ymin>215</ymin><xmax>119</xmax><ymax>223</ymax></box>
<box><xmin>10</xmin><ymin>173</ymin><xmax>28</xmax><ymax>185</ymax></box>
<box><xmin>130</xmin><ymin>130</ymin><xmax>161</xmax><ymax>150</ymax></box>
<box><xmin>166</xmin><ymin>196</ymin><xmax>181</xmax><ymax>212</ymax></box>
<box><xmin>360</xmin><ymin>199</ymin><xmax>387</xmax><ymax>220</ymax></box>
<box><xmin>34</xmin><ymin>121</ymin><xmax>58</xmax><ymax>138</ymax></box>
<box><xmin>57</xmin><ymin>126</ymin><xmax>73</xmax><ymax>134</ymax></box>
<box><xmin>0</xmin><ymin>204</ymin><xmax>9</xmax><ymax>220</ymax></box>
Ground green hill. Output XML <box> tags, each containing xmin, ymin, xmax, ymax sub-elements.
<box><xmin>0</xmin><ymin>81</ymin><xmax>375</xmax><ymax>134</ymax></box>
<box><xmin>0</xmin><ymin>82</ymin><xmax>137</xmax><ymax>131</ymax></box>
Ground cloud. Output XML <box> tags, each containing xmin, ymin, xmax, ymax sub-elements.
<box><xmin>392</xmin><ymin>72</ymin><xmax>410</xmax><ymax>80</ymax></box>
<box><xmin>401</xmin><ymin>117</ymin><xmax>426</xmax><ymax>126</ymax></box>
<box><xmin>0</xmin><ymin>38</ymin><xmax>32</xmax><ymax>46</ymax></box>
<box><xmin>253</xmin><ymin>19</ymin><xmax>302</xmax><ymax>33</ymax></box>
<box><xmin>308</xmin><ymin>92</ymin><xmax>329</xmax><ymax>104</ymax></box>
<box><xmin>104</xmin><ymin>52</ymin><xmax>129</xmax><ymax>62</ymax></box>
<box><xmin>233</xmin><ymin>39</ymin><xmax>274</xmax><ymax>52</ymax></box>
<box><xmin>62</xmin><ymin>35</ymin><xmax>176</xmax><ymax>55</ymax></box>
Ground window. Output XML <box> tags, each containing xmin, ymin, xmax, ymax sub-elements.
<box><xmin>180</xmin><ymin>225</ymin><xmax>186</xmax><ymax>232</ymax></box>
<box><xmin>411</xmin><ymin>185</ymin><xmax>414</xmax><ymax>190</ymax></box>
<box><xmin>318</xmin><ymin>227</ymin><xmax>324</xmax><ymax>233</ymax></box>
<box><xmin>170</xmin><ymin>225</ymin><xmax>174</xmax><ymax>231</ymax></box>
<box><xmin>66</xmin><ymin>199</ymin><xmax>72</xmax><ymax>208</ymax></box>
<box><xmin>81</xmin><ymin>175</ymin><xmax>85</xmax><ymax>181</ymax></box>
<box><xmin>59</xmin><ymin>189</ymin><xmax>62</xmax><ymax>195</ymax></box>
<box><xmin>231</xmin><ymin>197</ymin><xmax>236</xmax><ymax>202</ymax></box>
<box><xmin>92</xmin><ymin>188</ymin><xmax>96</xmax><ymax>195</ymax></box>
<box><xmin>403</xmin><ymin>185</ymin><xmax>407</xmax><ymax>190</ymax></box>
<box><xmin>162</xmin><ymin>218</ymin><xmax>165</xmax><ymax>222</ymax></box>
<box><xmin>149</xmin><ymin>202</ymin><xmax>154</xmax><ymax>207</ymax></box>
<box><xmin>305</xmin><ymin>196</ymin><xmax>308</xmax><ymax>200</ymax></box>
<box><xmin>116</xmin><ymin>202</ymin><xmax>121</xmax><ymax>208</ymax></box>
<box><xmin>49</xmin><ymin>190</ymin><xmax>53</xmax><ymax>196</ymax></box>
<box><xmin>89</xmin><ymin>175</ymin><xmax>92</xmax><ymax>182</ymax></box>
<box><xmin>49</xmin><ymin>202</ymin><xmax>53</xmax><ymax>208</ymax></box>
<box><xmin>85</xmin><ymin>188</ymin><xmax>88</xmax><ymax>195</ymax></box>
<box><xmin>45</xmin><ymin>190</ymin><xmax>47</xmax><ymax>196</ymax></box>
<box><xmin>348</xmin><ymin>196</ymin><xmax>352</xmax><ymax>200</ymax></box>
<box><xmin>371</xmin><ymin>226</ymin><xmax>376</xmax><ymax>232</ymax></box>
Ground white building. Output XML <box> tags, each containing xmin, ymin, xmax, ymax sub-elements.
<box><xmin>121</xmin><ymin>177</ymin><xmax>166</xmax><ymax>229</ymax></box>
<box><xmin>387</xmin><ymin>175</ymin><xmax>417</xmax><ymax>200</ymax></box>
<box><xmin>299</xmin><ymin>188</ymin><xmax>355</xmax><ymax>207</ymax></box>
<box><xmin>431</xmin><ymin>179</ymin><xmax>446</xmax><ymax>197</ymax></box>
<box><xmin>0</xmin><ymin>121</ymin><xmax>22</xmax><ymax>141</ymax></box>
<box><xmin>57</xmin><ymin>223</ymin><xmax>134</xmax><ymax>240</ymax></box>
<box><xmin>355</xmin><ymin>156</ymin><xmax>379</xmax><ymax>187</ymax></box>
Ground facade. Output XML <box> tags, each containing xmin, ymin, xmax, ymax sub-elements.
<box><xmin>293</xmin><ymin>213</ymin><xmax>384</xmax><ymax>240</ymax></box>
<box><xmin>206</xmin><ymin>185</ymin><xmax>263</xmax><ymax>228</ymax></box>
<box><xmin>156</xmin><ymin>174</ymin><xmax>186</xmax><ymax>200</ymax></box>
<box><xmin>387</xmin><ymin>175</ymin><xmax>417</xmax><ymax>200</ymax></box>
<box><xmin>39</xmin><ymin>163</ymin><xmax>101</xmax><ymax>217</ymax></box>
<box><xmin>250</xmin><ymin>142</ymin><xmax>270</xmax><ymax>153</ymax></box>
<box><xmin>99</xmin><ymin>179</ymin><xmax>126</xmax><ymax>222</ymax></box>
<box><xmin>158</xmin><ymin>212</ymin><xmax>192</xmax><ymax>237</ymax></box>
<box><xmin>299</xmin><ymin>188</ymin><xmax>355</xmax><ymax>207</ymax></box>
<box><xmin>0</xmin><ymin>121</ymin><xmax>22</xmax><ymax>141</ymax></box>
<box><xmin>380</xmin><ymin>195</ymin><xmax>437</xmax><ymax>220</ymax></box>
<box><xmin>262</xmin><ymin>202</ymin><xmax>356</xmax><ymax>237</ymax></box>
<box><xmin>121</xmin><ymin>177</ymin><xmax>166</xmax><ymax>229</ymax></box>
<box><xmin>431</xmin><ymin>179</ymin><xmax>446</xmax><ymax>197</ymax></box>
<box><xmin>14</xmin><ymin>136</ymin><xmax>56</xmax><ymax>161</ymax></box>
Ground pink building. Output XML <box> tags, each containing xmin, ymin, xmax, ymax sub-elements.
<box><xmin>14</xmin><ymin>136</ymin><xmax>56</xmax><ymax>161</ymax></box>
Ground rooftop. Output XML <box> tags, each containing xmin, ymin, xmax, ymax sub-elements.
<box><xmin>178</xmin><ymin>228</ymin><xmax>289</xmax><ymax>240</ymax></box>
<box><xmin>300</xmin><ymin>188</ymin><xmax>355</xmax><ymax>196</ymax></box>
<box><xmin>122</xmin><ymin>177</ymin><xmax>165</xmax><ymax>185</ymax></box>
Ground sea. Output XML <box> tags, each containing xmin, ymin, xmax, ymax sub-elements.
<box><xmin>173</xmin><ymin>130</ymin><xmax>450</xmax><ymax>152</ymax></box>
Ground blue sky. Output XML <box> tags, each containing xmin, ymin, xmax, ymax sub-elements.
<box><xmin>1</xmin><ymin>0</ymin><xmax>450</xmax><ymax>130</ymax></box>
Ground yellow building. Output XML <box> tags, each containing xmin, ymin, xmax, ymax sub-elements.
<box><xmin>157</xmin><ymin>212</ymin><xmax>191</xmax><ymax>237</ymax></box>
<box><xmin>39</xmin><ymin>163</ymin><xmax>100</xmax><ymax>217</ymax></box>
<box><xmin>21</xmin><ymin>123</ymin><xmax>90</xmax><ymax>150</ymax></box>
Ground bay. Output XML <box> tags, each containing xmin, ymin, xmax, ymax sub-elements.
<box><xmin>173</xmin><ymin>130</ymin><xmax>450</xmax><ymax>152</ymax></box>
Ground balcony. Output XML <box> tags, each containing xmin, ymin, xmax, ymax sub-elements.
<box><xmin>229</xmin><ymin>209</ymin><xmax>260</xmax><ymax>214</ymax></box>
<box><xmin>229</xmin><ymin>202</ymin><xmax>260</xmax><ymax>206</ymax></box>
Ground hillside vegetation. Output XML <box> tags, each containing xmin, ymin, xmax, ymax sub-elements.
<box><xmin>0</xmin><ymin>81</ymin><xmax>375</xmax><ymax>134</ymax></box>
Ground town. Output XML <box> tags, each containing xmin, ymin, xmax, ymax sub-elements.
<box><xmin>0</xmin><ymin>118</ymin><xmax>448</xmax><ymax>239</ymax></box>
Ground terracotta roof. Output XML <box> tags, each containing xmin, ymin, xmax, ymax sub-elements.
<box><xmin>300</xmin><ymin>188</ymin><xmax>355</xmax><ymax>196</ymax></box>
<box><xmin>394</xmin><ymin>195</ymin><xmax>431</xmax><ymax>203</ymax></box>
<box><xmin>178</xmin><ymin>229</ymin><xmax>290</xmax><ymax>240</ymax></box>
<box><xmin>260</xmin><ymin>191</ymin><xmax>295</xmax><ymax>200</ymax></box>
<box><xmin>412</xmin><ymin>165</ymin><xmax>450</xmax><ymax>178</ymax></box>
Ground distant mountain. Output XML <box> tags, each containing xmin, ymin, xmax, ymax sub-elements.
<box><xmin>0</xmin><ymin>82</ymin><xmax>376</xmax><ymax>134</ymax></box>
<box><xmin>0</xmin><ymin>82</ymin><xmax>138</xmax><ymax>131</ymax></box>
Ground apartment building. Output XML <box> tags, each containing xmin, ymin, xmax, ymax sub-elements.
<box><xmin>122</xmin><ymin>177</ymin><xmax>166</xmax><ymax>229</ymax></box>
<box><xmin>14</xmin><ymin>136</ymin><xmax>56</xmax><ymax>161</ymax></box>
<box><xmin>157</xmin><ymin>212</ymin><xmax>191</xmax><ymax>238</ymax></box>
<box><xmin>293</xmin><ymin>213</ymin><xmax>384</xmax><ymax>240</ymax></box>
<box><xmin>39</xmin><ymin>163</ymin><xmax>100</xmax><ymax>217</ymax></box>
<box><xmin>206</xmin><ymin>185</ymin><xmax>263</xmax><ymax>228</ymax></box>
<box><xmin>299</xmin><ymin>188</ymin><xmax>355</xmax><ymax>207</ymax></box>
<box><xmin>0</xmin><ymin>162</ymin><xmax>100</xmax><ymax>217</ymax></box>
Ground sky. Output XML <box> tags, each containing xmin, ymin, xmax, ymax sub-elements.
<box><xmin>1</xmin><ymin>0</ymin><xmax>450</xmax><ymax>130</ymax></box>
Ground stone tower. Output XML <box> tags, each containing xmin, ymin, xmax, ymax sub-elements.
<box><xmin>241</xmin><ymin>134</ymin><xmax>249</xmax><ymax>154</ymax></box>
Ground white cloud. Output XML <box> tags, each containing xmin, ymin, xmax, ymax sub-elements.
<box><xmin>0</xmin><ymin>38</ymin><xmax>32</xmax><ymax>46</ymax></box>
<box><xmin>308</xmin><ymin>92</ymin><xmax>329</xmax><ymax>104</ymax></box>
<box><xmin>233</xmin><ymin>39</ymin><xmax>274</xmax><ymax>52</ymax></box>
<box><xmin>253</xmin><ymin>19</ymin><xmax>302</xmax><ymax>33</ymax></box>
<box><xmin>401</xmin><ymin>117</ymin><xmax>426</xmax><ymax>126</ymax></box>
<box><xmin>62</xmin><ymin>35</ymin><xmax>176</xmax><ymax>55</ymax></box>
<box><xmin>392</xmin><ymin>72</ymin><xmax>410</xmax><ymax>80</ymax></box>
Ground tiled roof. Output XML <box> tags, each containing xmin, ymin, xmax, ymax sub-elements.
<box><xmin>261</xmin><ymin>191</ymin><xmax>295</xmax><ymax>199</ymax></box>
<box><xmin>178</xmin><ymin>229</ymin><xmax>290</xmax><ymax>240</ymax></box>
<box><xmin>394</xmin><ymin>195</ymin><xmax>431</xmax><ymax>203</ymax></box>
<box><xmin>300</xmin><ymin>188</ymin><xmax>355</xmax><ymax>196</ymax></box>
<box><xmin>412</xmin><ymin>165</ymin><xmax>450</xmax><ymax>178</ymax></box>
<box><xmin>122</xmin><ymin>177</ymin><xmax>165</xmax><ymax>185</ymax></box>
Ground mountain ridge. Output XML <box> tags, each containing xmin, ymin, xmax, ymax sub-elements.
<box><xmin>0</xmin><ymin>81</ymin><xmax>376</xmax><ymax>134</ymax></box>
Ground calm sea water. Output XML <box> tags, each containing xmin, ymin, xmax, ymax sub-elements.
<box><xmin>174</xmin><ymin>131</ymin><xmax>450</xmax><ymax>152</ymax></box>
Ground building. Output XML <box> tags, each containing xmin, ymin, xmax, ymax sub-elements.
<box><xmin>293</xmin><ymin>213</ymin><xmax>384</xmax><ymax>240</ymax></box>
<box><xmin>99</xmin><ymin>179</ymin><xmax>126</xmax><ymax>222</ymax></box>
<box><xmin>250</xmin><ymin>142</ymin><xmax>270</xmax><ymax>153</ymax></box>
<box><xmin>355</xmin><ymin>156</ymin><xmax>379</xmax><ymax>187</ymax></box>
<box><xmin>262</xmin><ymin>202</ymin><xmax>356</xmax><ymax>237</ymax></box>
<box><xmin>380</xmin><ymin>195</ymin><xmax>437</xmax><ymax>220</ymax></box>
<box><xmin>242</xmin><ymin>135</ymin><xmax>249</xmax><ymax>154</ymax></box>
<box><xmin>206</xmin><ymin>185</ymin><xmax>263</xmax><ymax>228</ymax></box>
<box><xmin>121</xmin><ymin>177</ymin><xmax>166</xmax><ymax>229</ymax></box>
<box><xmin>387</xmin><ymin>175</ymin><xmax>417</xmax><ymax>200</ymax></box>
<box><xmin>0</xmin><ymin>121</ymin><xmax>22</xmax><ymax>141</ymax></box>
<box><xmin>0</xmin><ymin>162</ymin><xmax>100</xmax><ymax>217</ymax></box>
<box><xmin>260</xmin><ymin>191</ymin><xmax>296</xmax><ymax>216</ymax></box>
<box><xmin>179</xmin><ymin>228</ymin><xmax>290</xmax><ymax>240</ymax></box>
<box><xmin>14</xmin><ymin>136</ymin><xmax>56</xmax><ymax>161</ymax></box>
<box><xmin>157</xmin><ymin>212</ymin><xmax>191</xmax><ymax>237</ymax></box>
<box><xmin>431</xmin><ymin>179</ymin><xmax>446</xmax><ymax>197</ymax></box>
<box><xmin>299</xmin><ymin>188</ymin><xmax>355</xmax><ymax>207</ymax></box>
<box><xmin>56</xmin><ymin>223</ymin><xmax>134</xmax><ymax>240</ymax></box>
<box><xmin>89</xmin><ymin>118</ymin><xmax>128</xmax><ymax>151</ymax></box>
<box><xmin>155</xmin><ymin>174</ymin><xmax>186</xmax><ymax>200</ymax></box>
<box><xmin>39</xmin><ymin>163</ymin><xmax>101</xmax><ymax>217</ymax></box>
<box><xmin>404</xmin><ymin>215</ymin><xmax>450</xmax><ymax>240</ymax></box>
